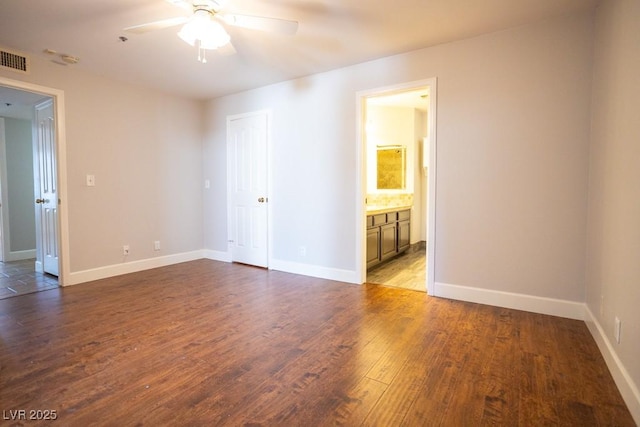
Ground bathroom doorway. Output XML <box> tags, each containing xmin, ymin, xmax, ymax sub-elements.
<box><xmin>358</xmin><ymin>78</ymin><xmax>437</xmax><ymax>294</ymax></box>
<box><xmin>0</xmin><ymin>87</ymin><xmax>58</xmax><ymax>298</ymax></box>
<box><xmin>0</xmin><ymin>76</ymin><xmax>68</xmax><ymax>294</ymax></box>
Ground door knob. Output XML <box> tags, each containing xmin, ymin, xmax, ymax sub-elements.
<box><xmin>258</xmin><ymin>197</ymin><xmax>265</xmax><ymax>203</ymax></box>
<box><xmin>35</xmin><ymin>198</ymin><xmax>46</xmax><ymax>204</ymax></box>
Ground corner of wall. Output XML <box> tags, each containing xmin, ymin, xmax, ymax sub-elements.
<box><xmin>204</xmin><ymin>249</ymin><xmax>231</xmax><ymax>263</ymax></box>
<box><xmin>584</xmin><ymin>305</ymin><xmax>640</xmax><ymax>425</ymax></box>
<box><xmin>434</xmin><ymin>281</ymin><xmax>639</xmax><ymax>423</ymax></box>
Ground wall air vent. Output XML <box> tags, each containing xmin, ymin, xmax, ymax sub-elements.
<box><xmin>0</xmin><ymin>47</ymin><xmax>30</xmax><ymax>74</ymax></box>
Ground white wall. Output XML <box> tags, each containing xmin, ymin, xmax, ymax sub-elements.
<box><xmin>0</xmin><ymin>56</ymin><xmax>204</xmax><ymax>280</ymax></box>
<box><xmin>366</xmin><ymin>105</ymin><xmax>416</xmax><ymax>193</ymax></box>
<box><xmin>433</xmin><ymin>16</ymin><xmax>593</xmax><ymax>302</ymax></box>
<box><xmin>203</xmin><ymin>76</ymin><xmax>359</xmax><ymax>272</ymax></box>
<box><xmin>415</xmin><ymin>110</ymin><xmax>427</xmax><ymax>243</ymax></box>
<box><xmin>586</xmin><ymin>0</ymin><xmax>640</xmax><ymax>420</ymax></box>
<box><xmin>204</xmin><ymin>12</ymin><xmax>593</xmax><ymax>302</ymax></box>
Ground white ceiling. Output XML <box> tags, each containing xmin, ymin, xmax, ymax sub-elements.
<box><xmin>368</xmin><ymin>89</ymin><xmax>429</xmax><ymax>112</ymax></box>
<box><xmin>0</xmin><ymin>86</ymin><xmax>50</xmax><ymax>119</ymax></box>
<box><xmin>0</xmin><ymin>0</ymin><xmax>596</xmax><ymax>101</ymax></box>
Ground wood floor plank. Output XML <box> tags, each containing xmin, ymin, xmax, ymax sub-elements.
<box><xmin>0</xmin><ymin>260</ymin><xmax>635</xmax><ymax>426</ymax></box>
<box><xmin>478</xmin><ymin>309</ymin><xmax>521</xmax><ymax>425</ymax></box>
<box><xmin>426</xmin><ymin>304</ymin><xmax>501</xmax><ymax>426</ymax></box>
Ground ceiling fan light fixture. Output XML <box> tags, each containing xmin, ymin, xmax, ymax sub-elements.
<box><xmin>177</xmin><ymin>9</ymin><xmax>230</xmax><ymax>50</ymax></box>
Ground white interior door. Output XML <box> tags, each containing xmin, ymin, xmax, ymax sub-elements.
<box><xmin>227</xmin><ymin>112</ymin><xmax>269</xmax><ymax>267</ymax></box>
<box><xmin>34</xmin><ymin>99</ymin><xmax>59</xmax><ymax>276</ymax></box>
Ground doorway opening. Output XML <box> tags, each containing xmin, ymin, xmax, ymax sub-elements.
<box><xmin>357</xmin><ymin>78</ymin><xmax>437</xmax><ymax>295</ymax></box>
<box><xmin>0</xmin><ymin>77</ymin><xmax>68</xmax><ymax>296</ymax></box>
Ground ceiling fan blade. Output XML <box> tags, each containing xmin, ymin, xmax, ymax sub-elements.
<box><xmin>124</xmin><ymin>16</ymin><xmax>188</xmax><ymax>34</ymax></box>
<box><xmin>220</xmin><ymin>14</ymin><xmax>298</xmax><ymax>35</ymax></box>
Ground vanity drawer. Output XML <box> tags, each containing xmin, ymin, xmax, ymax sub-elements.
<box><xmin>372</xmin><ymin>214</ymin><xmax>387</xmax><ymax>227</ymax></box>
<box><xmin>398</xmin><ymin>210</ymin><xmax>410</xmax><ymax>221</ymax></box>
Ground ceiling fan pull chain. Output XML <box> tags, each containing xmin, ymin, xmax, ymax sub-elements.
<box><xmin>196</xmin><ymin>40</ymin><xmax>207</xmax><ymax>64</ymax></box>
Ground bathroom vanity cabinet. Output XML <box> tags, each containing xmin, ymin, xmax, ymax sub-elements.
<box><xmin>366</xmin><ymin>208</ymin><xmax>410</xmax><ymax>270</ymax></box>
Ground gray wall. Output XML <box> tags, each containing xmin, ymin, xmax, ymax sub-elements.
<box><xmin>203</xmin><ymin>12</ymin><xmax>593</xmax><ymax>301</ymax></box>
<box><xmin>0</xmin><ymin>60</ymin><xmax>204</xmax><ymax>273</ymax></box>
<box><xmin>586</xmin><ymin>0</ymin><xmax>640</xmax><ymax>416</ymax></box>
<box><xmin>4</xmin><ymin>117</ymin><xmax>36</xmax><ymax>253</ymax></box>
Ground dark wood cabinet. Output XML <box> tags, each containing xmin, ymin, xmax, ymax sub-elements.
<box><xmin>366</xmin><ymin>208</ymin><xmax>410</xmax><ymax>270</ymax></box>
<box><xmin>380</xmin><ymin>223</ymin><xmax>398</xmax><ymax>261</ymax></box>
<box><xmin>366</xmin><ymin>227</ymin><xmax>381</xmax><ymax>269</ymax></box>
<box><xmin>398</xmin><ymin>220</ymin><xmax>410</xmax><ymax>253</ymax></box>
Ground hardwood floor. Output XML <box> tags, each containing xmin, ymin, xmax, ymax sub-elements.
<box><xmin>0</xmin><ymin>260</ymin><xmax>634</xmax><ymax>426</ymax></box>
<box><xmin>0</xmin><ymin>259</ymin><xmax>58</xmax><ymax>300</ymax></box>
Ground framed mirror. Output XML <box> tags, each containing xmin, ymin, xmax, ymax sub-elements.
<box><xmin>376</xmin><ymin>146</ymin><xmax>406</xmax><ymax>190</ymax></box>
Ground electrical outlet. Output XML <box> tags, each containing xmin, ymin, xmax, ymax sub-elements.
<box><xmin>299</xmin><ymin>246</ymin><xmax>306</xmax><ymax>257</ymax></box>
<box><xmin>123</xmin><ymin>245</ymin><xmax>130</xmax><ymax>256</ymax></box>
<box><xmin>154</xmin><ymin>241</ymin><xmax>161</xmax><ymax>251</ymax></box>
<box><xmin>614</xmin><ymin>317</ymin><xmax>621</xmax><ymax>344</ymax></box>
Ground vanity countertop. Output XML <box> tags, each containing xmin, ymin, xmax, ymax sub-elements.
<box><xmin>366</xmin><ymin>205</ymin><xmax>412</xmax><ymax>215</ymax></box>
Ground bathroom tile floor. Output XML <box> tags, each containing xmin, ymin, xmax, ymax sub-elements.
<box><xmin>366</xmin><ymin>247</ymin><xmax>427</xmax><ymax>293</ymax></box>
<box><xmin>0</xmin><ymin>259</ymin><xmax>59</xmax><ymax>300</ymax></box>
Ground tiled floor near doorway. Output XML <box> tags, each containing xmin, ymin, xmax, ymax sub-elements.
<box><xmin>366</xmin><ymin>245</ymin><xmax>427</xmax><ymax>292</ymax></box>
<box><xmin>0</xmin><ymin>259</ymin><xmax>58</xmax><ymax>300</ymax></box>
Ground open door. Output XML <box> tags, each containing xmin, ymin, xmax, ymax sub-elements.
<box><xmin>34</xmin><ymin>99</ymin><xmax>59</xmax><ymax>276</ymax></box>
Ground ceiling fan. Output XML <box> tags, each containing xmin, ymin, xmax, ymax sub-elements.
<box><xmin>124</xmin><ymin>0</ymin><xmax>299</xmax><ymax>62</ymax></box>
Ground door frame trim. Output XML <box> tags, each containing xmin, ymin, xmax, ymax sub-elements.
<box><xmin>225</xmin><ymin>109</ymin><xmax>272</xmax><ymax>267</ymax></box>
<box><xmin>356</xmin><ymin>78</ymin><xmax>437</xmax><ymax>295</ymax></box>
<box><xmin>0</xmin><ymin>117</ymin><xmax>6</xmax><ymax>262</ymax></box>
<box><xmin>0</xmin><ymin>76</ymin><xmax>69</xmax><ymax>286</ymax></box>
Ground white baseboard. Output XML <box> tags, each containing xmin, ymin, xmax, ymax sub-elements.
<box><xmin>584</xmin><ymin>306</ymin><xmax>640</xmax><ymax>425</ymax></box>
<box><xmin>433</xmin><ymin>281</ymin><xmax>585</xmax><ymax>320</ymax></box>
<box><xmin>65</xmin><ymin>250</ymin><xmax>205</xmax><ymax>286</ymax></box>
<box><xmin>200</xmin><ymin>251</ymin><xmax>359</xmax><ymax>284</ymax></box>
<box><xmin>203</xmin><ymin>249</ymin><xmax>232</xmax><ymax>262</ymax></box>
<box><xmin>7</xmin><ymin>249</ymin><xmax>36</xmax><ymax>261</ymax></box>
<box><xmin>270</xmin><ymin>259</ymin><xmax>358</xmax><ymax>284</ymax></box>
<box><xmin>67</xmin><ymin>249</ymin><xmax>357</xmax><ymax>286</ymax></box>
